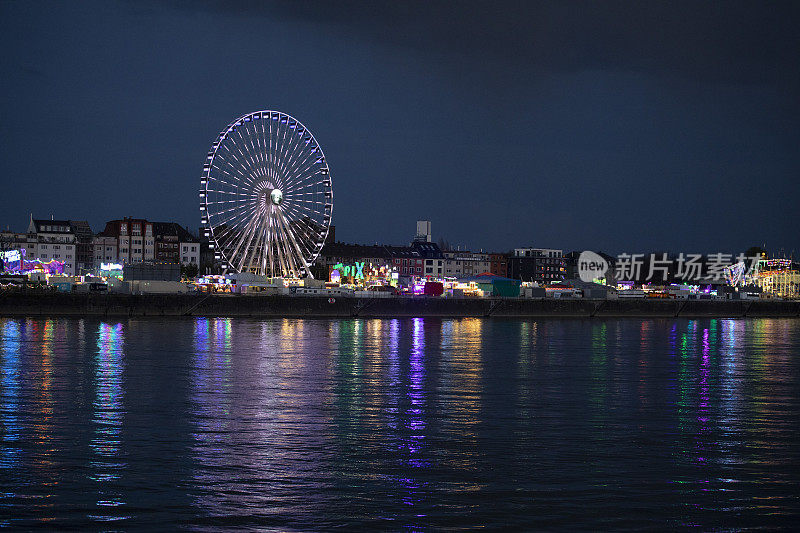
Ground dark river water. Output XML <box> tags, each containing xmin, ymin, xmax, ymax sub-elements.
<box><xmin>1</xmin><ymin>317</ymin><xmax>799</xmax><ymax>530</ymax></box>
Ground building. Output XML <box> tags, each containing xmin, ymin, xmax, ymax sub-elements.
<box><xmin>412</xmin><ymin>241</ymin><xmax>444</xmax><ymax>278</ymax></box>
<box><xmin>414</xmin><ymin>220</ymin><xmax>432</xmax><ymax>243</ymax></box>
<box><xmin>563</xmin><ymin>250</ymin><xmax>616</xmax><ymax>284</ymax></box>
<box><xmin>97</xmin><ymin>218</ymin><xmax>199</xmax><ymax>266</ymax></box>
<box><xmin>98</xmin><ymin>218</ymin><xmax>155</xmax><ymax>264</ymax></box>
<box><xmin>386</xmin><ymin>245</ymin><xmax>425</xmax><ymax>277</ymax></box>
<box><xmin>316</xmin><ymin>242</ymin><xmax>395</xmax><ymax>284</ymax></box>
<box><xmin>152</xmin><ymin>222</ymin><xmax>199</xmax><ymax>265</ymax></box>
<box><xmin>69</xmin><ymin>220</ymin><xmax>94</xmax><ymax>274</ymax></box>
<box><xmin>508</xmin><ymin>247</ymin><xmax>565</xmax><ymax>284</ymax></box>
<box><xmin>24</xmin><ymin>217</ymin><xmax>78</xmax><ymax>276</ymax></box>
<box><xmin>489</xmin><ymin>253</ymin><xmax>508</xmax><ymax>277</ymax></box>
<box><xmin>93</xmin><ymin>235</ymin><xmax>119</xmax><ymax>265</ymax></box>
<box><xmin>123</xmin><ymin>262</ymin><xmax>181</xmax><ymax>282</ymax></box>
<box><xmin>442</xmin><ymin>250</ymin><xmax>492</xmax><ymax>278</ymax></box>
<box><xmin>316</xmin><ymin>240</ymin><xmax>445</xmax><ymax>282</ymax></box>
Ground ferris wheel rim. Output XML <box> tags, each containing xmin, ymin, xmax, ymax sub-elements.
<box><xmin>200</xmin><ymin>110</ymin><xmax>333</xmax><ymax>277</ymax></box>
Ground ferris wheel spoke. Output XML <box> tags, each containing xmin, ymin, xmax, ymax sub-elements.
<box><xmin>281</xmin><ymin>215</ymin><xmax>324</xmax><ymax>254</ymax></box>
<box><xmin>274</xmin><ymin>217</ymin><xmax>291</xmax><ymax>277</ymax></box>
<box><xmin>278</xmin><ymin>136</ymin><xmax>316</xmax><ymax>186</ymax></box>
<box><xmin>228</xmin><ymin>207</ymin><xmax>263</xmax><ymax>270</ymax></box>
<box><xmin>210</xmin><ymin>202</ymin><xmax>258</xmax><ymax>249</ymax></box>
<box><xmin>220</xmin><ymin>144</ymin><xmax>259</xmax><ymax>189</ymax></box>
<box><xmin>277</xmin><ymin>119</ymin><xmax>307</xmax><ymax>188</ymax></box>
<box><xmin>243</xmin><ymin>119</ymin><xmax>265</xmax><ymax>168</ymax></box>
<box><xmin>270</xmin><ymin>116</ymin><xmax>288</xmax><ymax>184</ymax></box>
<box><xmin>239</xmin><ymin>212</ymin><xmax>264</xmax><ymax>274</ymax></box>
<box><xmin>230</xmin><ymin>127</ymin><xmax>259</xmax><ymax>176</ymax></box>
<box><xmin>284</xmin><ymin>201</ymin><xmax>325</xmax><ymax>227</ymax></box>
<box><xmin>275</xmin><ymin>125</ymin><xmax>308</xmax><ymax>183</ymax></box>
<box><xmin>236</xmin><ymin>204</ymin><xmax>266</xmax><ymax>272</ymax></box>
<box><xmin>285</xmin><ymin>167</ymin><xmax>326</xmax><ymax>193</ymax></box>
<box><xmin>279</xmin><ymin>210</ymin><xmax>304</xmax><ymax>277</ymax></box>
<box><xmin>250</xmin><ymin>213</ymin><xmax>270</xmax><ymax>276</ymax></box>
<box><xmin>274</xmin><ymin>212</ymin><xmax>295</xmax><ymax>276</ymax></box>
<box><xmin>285</xmin><ymin>216</ymin><xmax>318</xmax><ymax>263</ymax></box>
<box><xmin>259</xmin><ymin>115</ymin><xmax>279</xmax><ymax>189</ymax></box>
<box><xmin>280</xmin><ymin>141</ymin><xmax>319</xmax><ymax>186</ymax></box>
<box><xmin>235</xmin><ymin>126</ymin><xmax>263</xmax><ymax>180</ymax></box>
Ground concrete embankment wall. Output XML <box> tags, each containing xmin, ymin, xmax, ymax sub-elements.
<box><xmin>1</xmin><ymin>293</ymin><xmax>799</xmax><ymax>318</ymax></box>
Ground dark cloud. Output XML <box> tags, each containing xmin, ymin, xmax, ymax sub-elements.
<box><xmin>1</xmin><ymin>1</ymin><xmax>798</xmax><ymax>255</ymax></box>
<box><xmin>164</xmin><ymin>1</ymin><xmax>800</xmax><ymax>86</ymax></box>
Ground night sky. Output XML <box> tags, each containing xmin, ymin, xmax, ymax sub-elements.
<box><xmin>2</xmin><ymin>1</ymin><xmax>798</xmax><ymax>256</ymax></box>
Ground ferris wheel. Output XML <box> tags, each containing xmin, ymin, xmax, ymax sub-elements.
<box><xmin>200</xmin><ymin>111</ymin><xmax>333</xmax><ymax>278</ymax></box>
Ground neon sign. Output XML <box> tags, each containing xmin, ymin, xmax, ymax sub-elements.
<box><xmin>333</xmin><ymin>262</ymin><xmax>365</xmax><ymax>280</ymax></box>
<box><xmin>2</xmin><ymin>250</ymin><xmax>21</xmax><ymax>262</ymax></box>
<box><xmin>100</xmin><ymin>262</ymin><xmax>123</xmax><ymax>271</ymax></box>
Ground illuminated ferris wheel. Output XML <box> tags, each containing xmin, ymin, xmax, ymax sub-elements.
<box><xmin>200</xmin><ymin>111</ymin><xmax>333</xmax><ymax>278</ymax></box>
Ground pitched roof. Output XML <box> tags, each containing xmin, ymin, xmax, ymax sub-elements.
<box><xmin>31</xmin><ymin>219</ymin><xmax>74</xmax><ymax>234</ymax></box>
<box><xmin>152</xmin><ymin>222</ymin><xmax>198</xmax><ymax>242</ymax></box>
<box><xmin>321</xmin><ymin>242</ymin><xmax>391</xmax><ymax>259</ymax></box>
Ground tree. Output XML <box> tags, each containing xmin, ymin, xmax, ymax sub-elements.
<box><xmin>744</xmin><ymin>246</ymin><xmax>767</xmax><ymax>260</ymax></box>
<box><xmin>181</xmin><ymin>263</ymin><xmax>199</xmax><ymax>279</ymax></box>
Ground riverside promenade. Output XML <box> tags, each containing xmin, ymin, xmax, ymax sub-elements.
<box><xmin>1</xmin><ymin>293</ymin><xmax>799</xmax><ymax>319</ymax></box>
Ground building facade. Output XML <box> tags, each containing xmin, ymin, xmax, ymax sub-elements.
<box><xmin>70</xmin><ymin>220</ymin><xmax>94</xmax><ymax>274</ymax></box>
<box><xmin>97</xmin><ymin>218</ymin><xmax>199</xmax><ymax>266</ymax></box>
<box><xmin>153</xmin><ymin>222</ymin><xmax>199</xmax><ymax>265</ymax></box>
<box><xmin>508</xmin><ymin>247</ymin><xmax>565</xmax><ymax>284</ymax></box>
<box><xmin>316</xmin><ymin>240</ymin><xmax>445</xmax><ymax>281</ymax></box>
<box><xmin>98</xmin><ymin>218</ymin><xmax>155</xmax><ymax>264</ymax></box>
<box><xmin>93</xmin><ymin>235</ymin><xmax>119</xmax><ymax>266</ymax></box>
<box><xmin>442</xmin><ymin>250</ymin><xmax>492</xmax><ymax>278</ymax></box>
<box><xmin>489</xmin><ymin>253</ymin><xmax>508</xmax><ymax>277</ymax></box>
<box><xmin>25</xmin><ymin>217</ymin><xmax>78</xmax><ymax>276</ymax></box>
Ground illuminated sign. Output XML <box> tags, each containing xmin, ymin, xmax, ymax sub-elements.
<box><xmin>2</xmin><ymin>250</ymin><xmax>21</xmax><ymax>262</ymax></box>
<box><xmin>100</xmin><ymin>262</ymin><xmax>123</xmax><ymax>271</ymax></box>
<box><xmin>333</xmin><ymin>262</ymin><xmax>365</xmax><ymax>280</ymax></box>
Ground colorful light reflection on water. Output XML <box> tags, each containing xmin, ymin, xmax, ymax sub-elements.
<box><xmin>0</xmin><ymin>317</ymin><xmax>798</xmax><ymax>529</ymax></box>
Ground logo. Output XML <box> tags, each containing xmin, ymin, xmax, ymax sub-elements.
<box><xmin>578</xmin><ymin>251</ymin><xmax>608</xmax><ymax>283</ymax></box>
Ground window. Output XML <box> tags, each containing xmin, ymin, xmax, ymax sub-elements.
<box><xmin>182</xmin><ymin>246</ymin><xmax>187</xmax><ymax>252</ymax></box>
<box><xmin>41</xmin><ymin>254</ymin><xmax>47</xmax><ymax>258</ymax></box>
<box><xmin>191</xmin><ymin>246</ymin><xmax>197</xmax><ymax>252</ymax></box>
<box><xmin>41</xmin><ymin>244</ymin><xmax>47</xmax><ymax>249</ymax></box>
<box><xmin>182</xmin><ymin>256</ymin><xmax>188</xmax><ymax>263</ymax></box>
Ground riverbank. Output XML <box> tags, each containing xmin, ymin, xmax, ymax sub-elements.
<box><xmin>1</xmin><ymin>292</ymin><xmax>798</xmax><ymax>318</ymax></box>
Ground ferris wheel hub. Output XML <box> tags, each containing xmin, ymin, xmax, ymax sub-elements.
<box><xmin>270</xmin><ymin>189</ymin><xmax>283</xmax><ymax>205</ymax></box>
